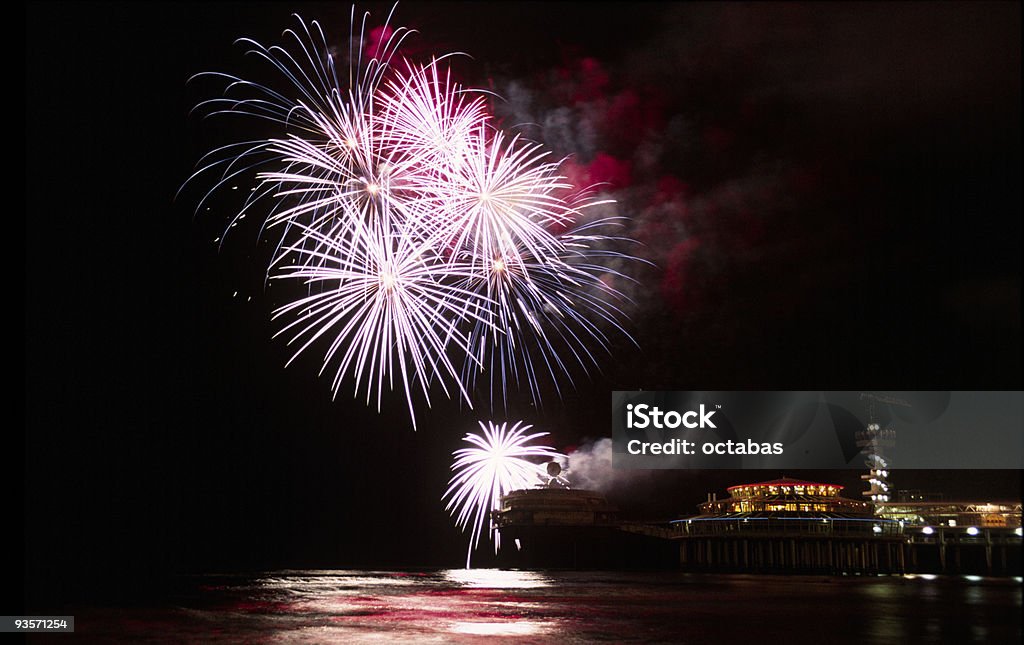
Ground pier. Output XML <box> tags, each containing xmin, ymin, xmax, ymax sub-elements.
<box><xmin>673</xmin><ymin>480</ymin><xmax>1022</xmax><ymax>575</ymax></box>
<box><xmin>493</xmin><ymin>478</ymin><xmax>1021</xmax><ymax>575</ymax></box>
<box><xmin>674</xmin><ymin>523</ymin><xmax>1021</xmax><ymax>575</ymax></box>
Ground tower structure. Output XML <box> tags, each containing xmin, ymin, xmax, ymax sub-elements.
<box><xmin>856</xmin><ymin>393</ymin><xmax>908</xmax><ymax>506</ymax></box>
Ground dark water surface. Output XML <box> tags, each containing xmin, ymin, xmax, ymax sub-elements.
<box><xmin>34</xmin><ymin>570</ymin><xmax>1022</xmax><ymax>643</ymax></box>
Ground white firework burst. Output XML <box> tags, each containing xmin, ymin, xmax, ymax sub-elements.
<box><xmin>443</xmin><ymin>421</ymin><xmax>563</xmax><ymax>567</ymax></box>
<box><xmin>270</xmin><ymin>217</ymin><xmax>492</xmax><ymax>429</ymax></box>
<box><xmin>455</xmin><ymin>216</ymin><xmax>639</xmax><ymax>410</ymax></box>
<box><xmin>184</xmin><ymin>8</ymin><xmax>639</xmax><ymax>427</ymax></box>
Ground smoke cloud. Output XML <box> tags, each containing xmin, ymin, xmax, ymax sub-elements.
<box><xmin>562</xmin><ymin>438</ymin><xmax>657</xmax><ymax>493</ymax></box>
<box><xmin>484</xmin><ymin>2</ymin><xmax>1020</xmax><ymax>336</ymax></box>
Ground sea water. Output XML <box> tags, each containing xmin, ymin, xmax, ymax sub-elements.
<box><xmin>31</xmin><ymin>570</ymin><xmax>1022</xmax><ymax>643</ymax></box>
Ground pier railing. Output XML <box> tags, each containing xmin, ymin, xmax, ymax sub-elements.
<box><xmin>673</xmin><ymin>517</ymin><xmax>903</xmax><ymax>537</ymax></box>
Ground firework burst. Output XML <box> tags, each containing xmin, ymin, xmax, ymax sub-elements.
<box><xmin>270</xmin><ymin>220</ymin><xmax>489</xmax><ymax>428</ymax></box>
<box><xmin>443</xmin><ymin>421</ymin><xmax>563</xmax><ymax>567</ymax></box>
<box><xmin>184</xmin><ymin>7</ymin><xmax>639</xmax><ymax>427</ymax></box>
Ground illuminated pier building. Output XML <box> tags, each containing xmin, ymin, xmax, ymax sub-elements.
<box><xmin>494</xmin><ymin>476</ymin><xmax>1021</xmax><ymax>575</ymax></box>
<box><xmin>697</xmin><ymin>477</ymin><xmax>872</xmax><ymax>517</ymax></box>
<box><xmin>675</xmin><ymin>477</ymin><xmax>1021</xmax><ymax>575</ymax></box>
<box><xmin>878</xmin><ymin>499</ymin><xmax>1022</xmax><ymax>530</ymax></box>
<box><xmin>675</xmin><ymin>477</ymin><xmax>906</xmax><ymax>573</ymax></box>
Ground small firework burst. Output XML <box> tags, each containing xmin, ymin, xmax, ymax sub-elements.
<box><xmin>443</xmin><ymin>421</ymin><xmax>563</xmax><ymax>567</ymax></box>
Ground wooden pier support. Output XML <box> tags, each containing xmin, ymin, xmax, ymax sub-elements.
<box><xmin>677</xmin><ymin>529</ymin><xmax>1022</xmax><ymax>575</ymax></box>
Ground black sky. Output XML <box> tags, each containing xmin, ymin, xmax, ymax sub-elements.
<box><xmin>25</xmin><ymin>1</ymin><xmax>1021</xmax><ymax>607</ymax></box>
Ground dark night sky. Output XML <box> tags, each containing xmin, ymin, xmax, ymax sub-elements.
<box><xmin>25</xmin><ymin>2</ymin><xmax>1021</xmax><ymax>607</ymax></box>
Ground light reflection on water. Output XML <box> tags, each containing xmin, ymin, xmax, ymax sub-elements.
<box><xmin>450</xmin><ymin>620</ymin><xmax>550</xmax><ymax>636</ymax></box>
<box><xmin>443</xmin><ymin>568</ymin><xmax>552</xmax><ymax>589</ymax></box>
<box><xmin>49</xmin><ymin>570</ymin><xmax>1021</xmax><ymax>644</ymax></box>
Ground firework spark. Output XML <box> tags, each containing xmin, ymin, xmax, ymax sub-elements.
<box><xmin>184</xmin><ymin>8</ymin><xmax>638</xmax><ymax>427</ymax></box>
<box><xmin>443</xmin><ymin>421</ymin><xmax>563</xmax><ymax>567</ymax></box>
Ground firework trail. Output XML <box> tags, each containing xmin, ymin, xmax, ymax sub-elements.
<box><xmin>184</xmin><ymin>7</ymin><xmax>638</xmax><ymax>427</ymax></box>
<box><xmin>443</xmin><ymin>421</ymin><xmax>563</xmax><ymax>568</ymax></box>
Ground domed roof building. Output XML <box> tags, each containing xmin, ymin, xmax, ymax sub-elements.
<box><xmin>680</xmin><ymin>476</ymin><xmax>900</xmax><ymax>537</ymax></box>
<box><xmin>699</xmin><ymin>477</ymin><xmax>872</xmax><ymax>517</ymax></box>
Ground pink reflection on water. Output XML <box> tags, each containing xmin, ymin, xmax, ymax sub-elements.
<box><xmin>44</xmin><ymin>570</ymin><xmax>1022</xmax><ymax>644</ymax></box>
